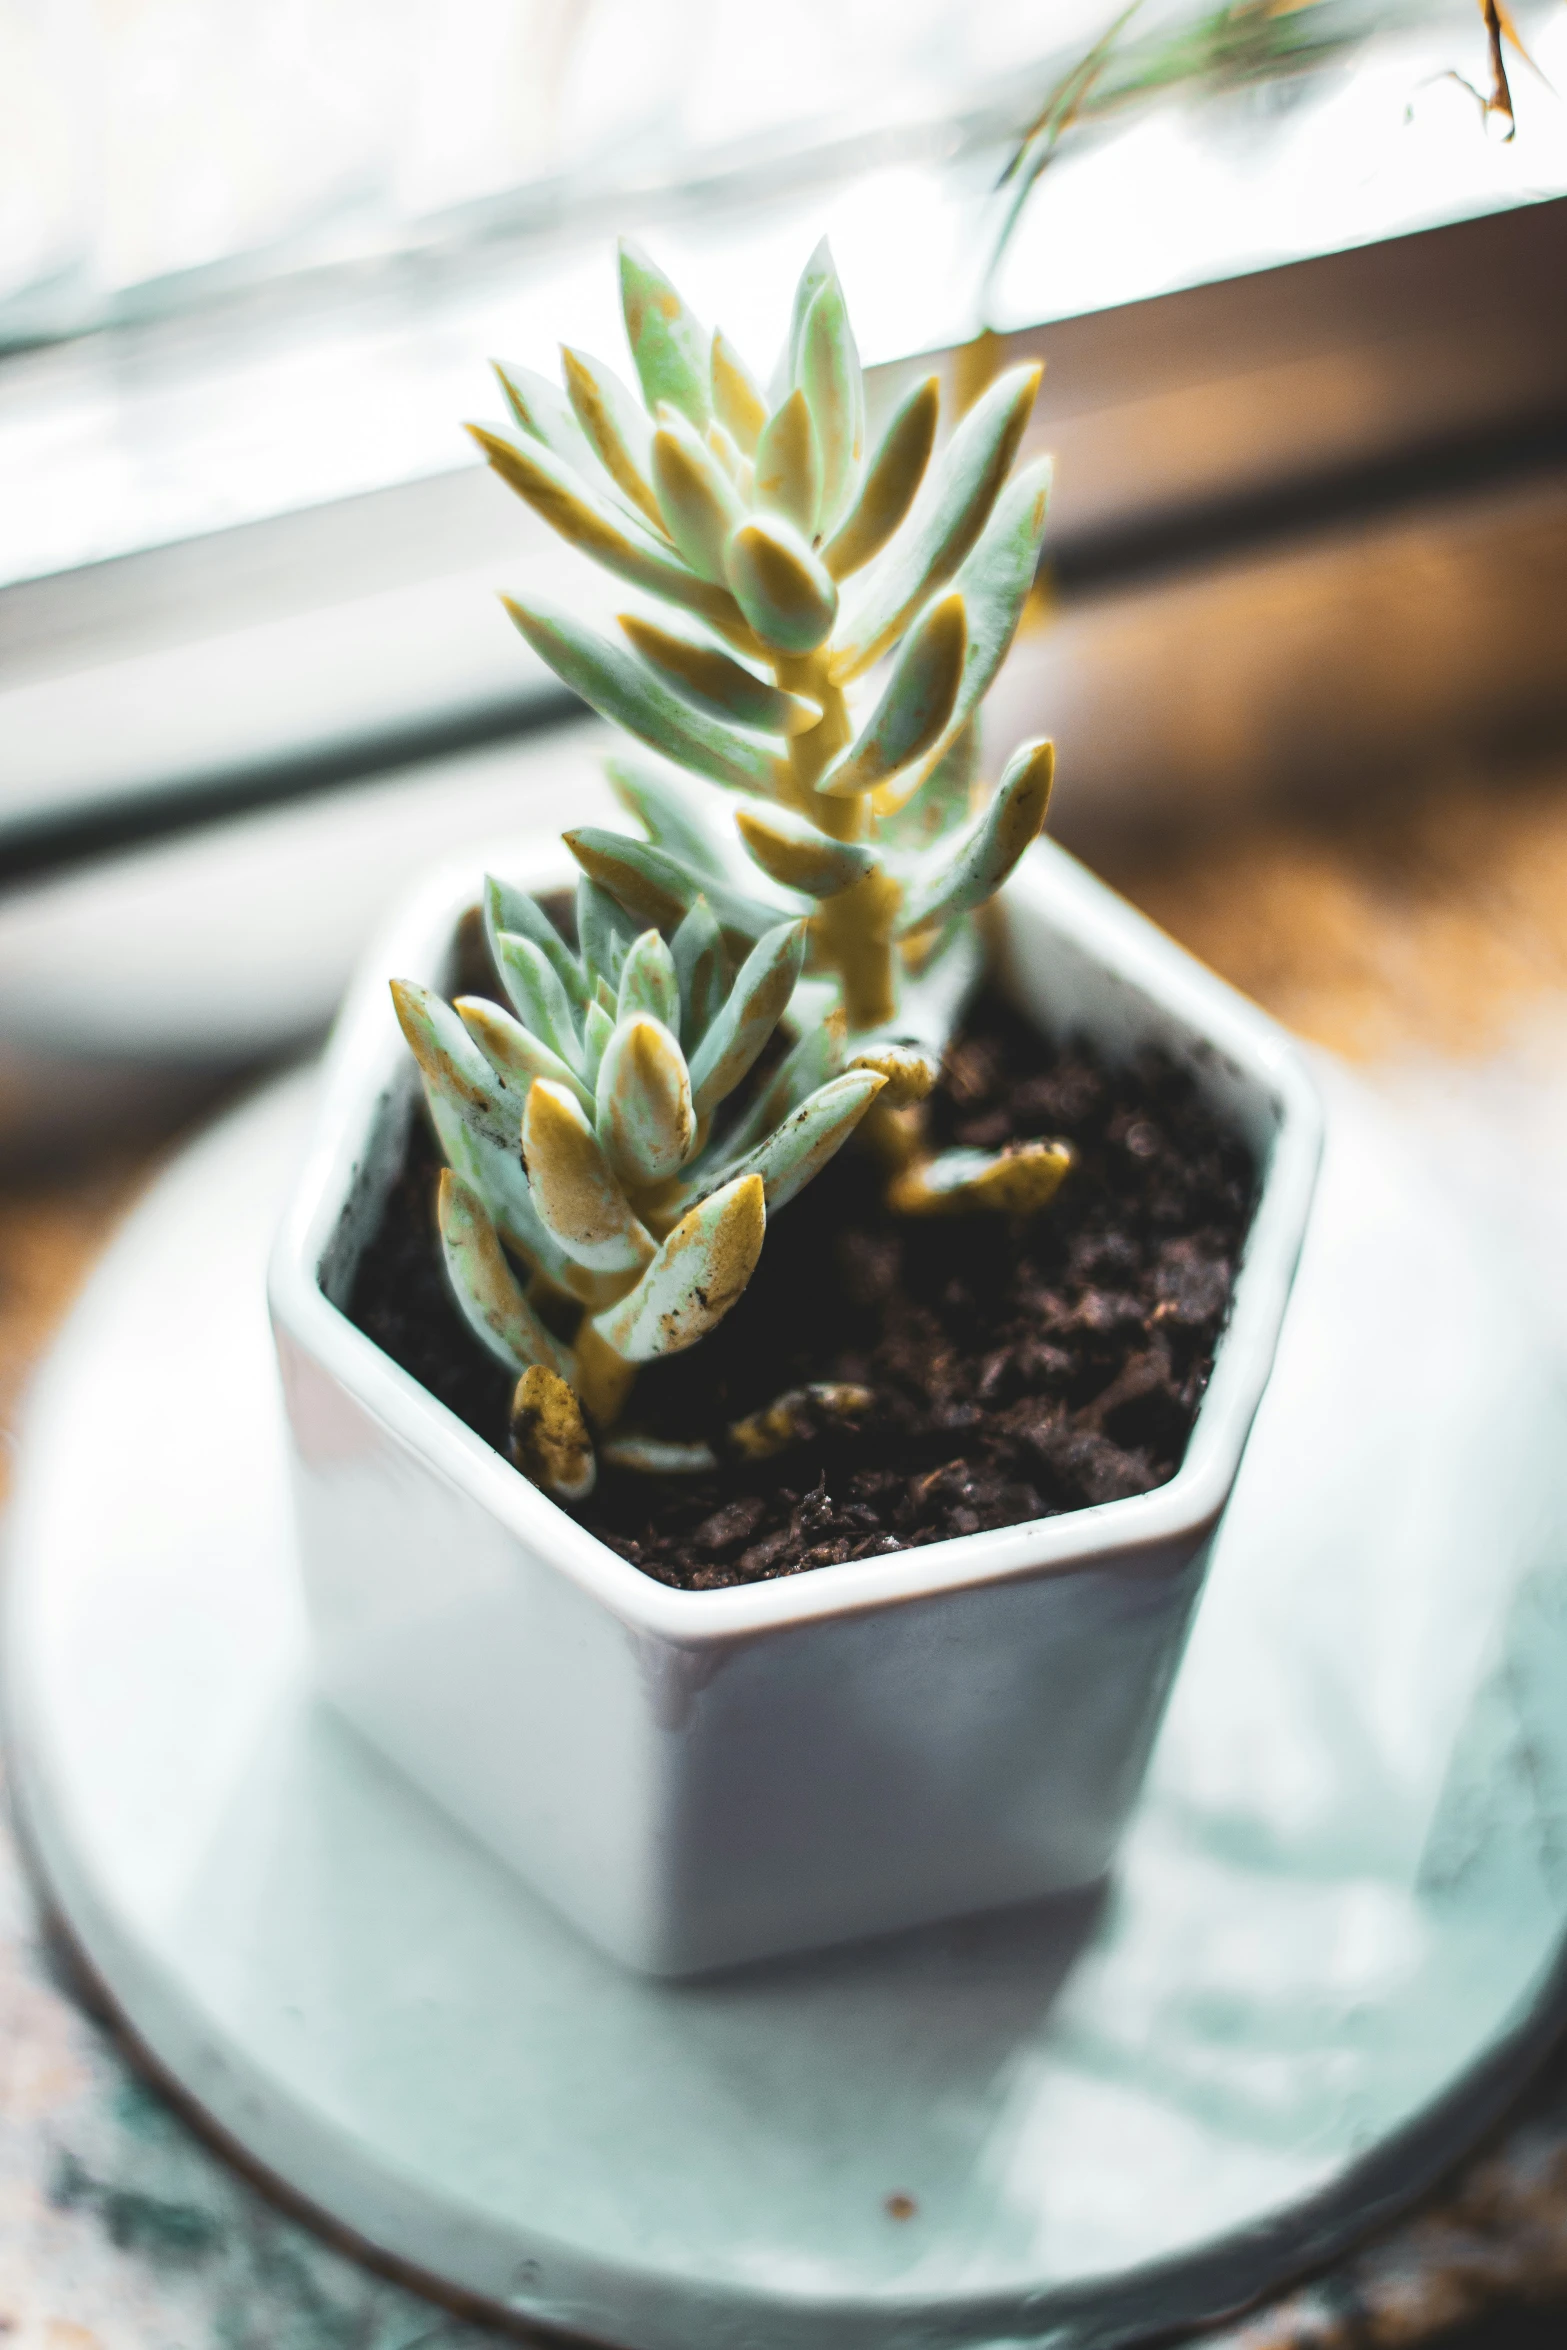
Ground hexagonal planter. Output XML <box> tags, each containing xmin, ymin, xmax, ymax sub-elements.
<box><xmin>268</xmin><ymin>833</ymin><xmax>1321</xmax><ymax>1977</ymax></box>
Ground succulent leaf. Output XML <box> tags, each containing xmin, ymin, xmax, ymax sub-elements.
<box><xmin>493</xmin><ymin>361</ymin><xmax>601</xmax><ymax>481</ymax></box>
<box><xmin>619</xmin><ymin>239</ymin><xmax>711</xmax><ymax>427</ymax></box>
<box><xmin>580</xmin><ymin>997</ymin><xmax>616</xmax><ymax>1087</ymax></box>
<box><xmin>596</xmin><ymin>1012</ymin><xmax>694</xmax><ymax>1185</ymax></box>
<box><xmin>753</xmin><ymin>388</ymin><xmax>822</xmax><ymax>537</ymax></box>
<box><xmin>428</xmin><ymin>1092</ymin><xmax>571</xmax><ymax>1289</ymax></box>
<box><xmin>616</xmin><ymin>929</ymin><xmax>681</xmax><ymax>1028</ymax></box>
<box><xmin>687</xmin><ymin>918</ymin><xmax>807</xmax><ymax>1118</ymax></box>
<box><xmin>817</xmin><ymin>590</ymin><xmax>967</xmax><ymax>799</ymax></box>
<box><xmin>510</xmin><ymin>1363</ymin><xmax>597</xmax><ymax>1500</ymax></box>
<box><xmin>602</xmin><ymin>1432</ymin><xmax>719</xmax><ymax>1474</ymax></box>
<box><xmin>670</xmin><ymin>895</ymin><xmax>728</xmax><ymax>1048</ymax></box>
<box><xmin>729</xmin><ymin>1381</ymin><xmax>874</xmax><ymax>1461</ymax></box>
<box><xmin>567</xmin><ymin>826</ymin><xmax>786</xmax><ymax>949</ymax></box>
<box><xmin>781</xmin><ymin>238</ymin><xmax>835</xmax><ymax>396</ymax></box>
<box><xmin>604</xmin><ymin>754</ymin><xmax>743</xmax><ymax>882</ymax></box>
<box><xmin>457</xmin><ymin>996</ymin><xmax>593</xmax><ymax>1114</ymax></box>
<box><xmin>887</xmin><ymin>1138</ymin><xmax>1073</xmax><ymax>1217</ymax></box>
<box><xmin>616</xmin><ymin>617</ymin><xmax>819</xmax><ymax>738</ymax></box>
<box><xmin>438</xmin><ymin>1171</ymin><xmax>571</xmax><ymax>1377</ymax></box>
<box><xmin>711</xmin><ymin>330</ymin><xmax>768</xmax><ymax>454</ymax></box>
<box><xmin>502</xmin><ymin>593</ymin><xmax>786</xmax><ymax>796</ymax></box>
<box><xmin>591</xmin><ymin>1172</ymin><xmax>766</xmax><ymax>1362</ymax></box>
<box><xmin>576</xmin><ymin>873</ymin><xmax>637</xmax><ymax>985</ymax></box>
<box><xmin>898</xmin><ymin>738</ymin><xmax>1055</xmax><ymax>936</ymax></box>
<box><xmin>468</xmin><ymin>425</ymin><xmax>739</xmax><ymax>628</ymax></box>
<box><xmin>872</xmin><ymin>457</ymin><xmax>1053</xmax><ymax>817</ymax></box>
<box><xmin>725</xmin><ymin>515</ymin><xmax>838</xmax><ymax>654</ymax></box>
<box><xmin>796</xmin><ymin>270</ymin><xmax>864</xmax><ymax>535</ymax></box>
<box><xmin>485</xmin><ymin>874</ymin><xmax>588</xmax><ymax>1011</ymax></box>
<box><xmin>734</xmin><ymin>803</ymin><xmax>879</xmax><ymax>898</ymax></box>
<box><xmin>560</xmin><ymin>346</ymin><xmax>664</xmax><ymax>532</ymax></box>
<box><xmin>874</xmin><ymin>720</ymin><xmax>977</xmax><ymax>852</ymax></box>
<box><xmin>822</xmin><ymin>376</ymin><xmax>939</xmax><ymax>580</ymax></box>
<box><xmin>492</xmin><ymin>931</ymin><xmax>582</xmax><ymax>1069</ymax></box>
<box><xmin>392</xmin><ymin>979</ymin><xmax>526</xmax><ymax>1159</ymax></box>
<box><xmin>651</xmin><ymin>407</ymin><xmax>749</xmax><ymax>583</ymax></box>
<box><xmin>843</xmin><ymin>1039</ymin><xmax>938</xmax><ymax>1106</ymax></box>
<box><xmin>706</xmin><ymin>420</ymin><xmax>746</xmax><ymax>486</ymax></box>
<box><xmin>715</xmin><ymin>1014</ymin><xmax>845</xmax><ymax>1162</ymax></box>
<box><xmin>830</xmin><ymin>362</ymin><xmax>1042</xmax><ymax>682</ymax></box>
<box><xmin>706</xmin><ymin>1068</ymin><xmax>885</xmax><ymax>1212</ymax></box>
<box><xmin>522</xmin><ymin>1078</ymin><xmax>656</xmax><ymax>1274</ymax></box>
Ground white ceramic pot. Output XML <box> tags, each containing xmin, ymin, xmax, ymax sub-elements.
<box><xmin>269</xmin><ymin>835</ymin><xmax>1322</xmax><ymax>1977</ymax></box>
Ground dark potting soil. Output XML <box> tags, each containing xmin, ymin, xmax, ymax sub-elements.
<box><xmin>347</xmin><ymin>992</ymin><xmax>1257</xmax><ymax>1589</ymax></box>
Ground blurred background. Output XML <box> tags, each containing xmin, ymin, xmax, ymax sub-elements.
<box><xmin>3</xmin><ymin>0</ymin><xmax>1567</xmax><ymax>1151</ymax></box>
<box><xmin>4</xmin><ymin>8</ymin><xmax>1567</xmax><ymax>2331</ymax></box>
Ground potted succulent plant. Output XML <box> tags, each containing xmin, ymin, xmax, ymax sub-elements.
<box><xmin>269</xmin><ymin>240</ymin><xmax>1321</xmax><ymax>1977</ymax></box>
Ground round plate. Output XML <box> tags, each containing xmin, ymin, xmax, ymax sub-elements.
<box><xmin>7</xmin><ymin>1064</ymin><xmax>1567</xmax><ymax>2350</ymax></box>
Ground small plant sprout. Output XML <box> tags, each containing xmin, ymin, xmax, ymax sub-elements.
<box><xmin>393</xmin><ymin>875</ymin><xmax>886</xmax><ymax>1497</ymax></box>
<box><xmin>394</xmin><ymin>237</ymin><xmax>1073</xmax><ymax>1501</ymax></box>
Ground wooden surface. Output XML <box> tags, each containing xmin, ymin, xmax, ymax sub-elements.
<box><xmin>6</xmin><ymin>761</ymin><xmax>1567</xmax><ymax>2348</ymax></box>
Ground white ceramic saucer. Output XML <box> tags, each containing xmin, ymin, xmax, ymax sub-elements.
<box><xmin>7</xmin><ymin>1062</ymin><xmax>1567</xmax><ymax>2350</ymax></box>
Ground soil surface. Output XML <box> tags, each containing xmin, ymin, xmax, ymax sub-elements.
<box><xmin>348</xmin><ymin>991</ymin><xmax>1257</xmax><ymax>1589</ymax></box>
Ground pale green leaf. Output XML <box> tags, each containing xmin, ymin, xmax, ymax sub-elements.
<box><xmin>796</xmin><ymin>270</ymin><xmax>864</xmax><ymax>536</ymax></box>
<box><xmin>651</xmin><ymin>407</ymin><xmax>748</xmax><ymax>582</ymax></box>
<box><xmin>576</xmin><ymin>874</ymin><xmax>636</xmax><ymax>989</ymax></box>
<box><xmin>561</xmin><ymin>345</ymin><xmax>664</xmax><ymax>532</ymax></box>
<box><xmin>438</xmin><ymin>1170</ymin><xmax>571</xmax><ymax>1377</ymax></box>
<box><xmin>711</xmin><ymin>1016</ymin><xmax>845</xmax><ymax>1164</ymax></box>
<box><xmin>873</xmin><ymin>720</ymin><xmax>978</xmax><ymax>852</ymax></box>
<box><xmin>492</xmin><ymin>932</ymin><xmax>582</xmax><ymax>1069</ymax></box>
<box><xmin>493</xmin><ymin>361</ymin><xmax>600</xmax><ymax>479</ymax></box>
<box><xmin>711</xmin><ymin>329</ymin><xmax>768</xmax><ymax>454</ymax></box>
<box><xmin>484</xmin><ymin>874</ymin><xmax>587</xmax><ymax>1012</ymax></box>
<box><xmin>781</xmin><ymin>238</ymin><xmax>834</xmax><ymax>397</ymax></box>
<box><xmin>619</xmin><ymin>239</ymin><xmax>710</xmax><ymax>427</ymax></box>
<box><xmin>523</xmin><ymin>1078</ymin><xmax>655</xmax><ymax>1275</ymax></box>
<box><xmin>698</xmin><ymin>1070</ymin><xmax>884</xmax><ymax>1213</ymax></box>
<box><xmin>616</xmin><ymin>929</ymin><xmax>681</xmax><ymax>1028</ymax></box>
<box><xmin>595</xmin><ymin>1012</ymin><xmax>694</xmax><ymax>1185</ymax></box>
<box><xmin>817</xmin><ymin>590</ymin><xmax>966</xmax><ymax>799</ymax></box>
<box><xmin>581</xmin><ymin>998</ymin><xmax>615</xmax><ymax>1088</ymax></box>
<box><xmin>724</xmin><ymin>515</ymin><xmax>838</xmax><ymax>655</ymax></box>
<box><xmin>670</xmin><ymin>895</ymin><xmax>729</xmax><ymax>1048</ymax></box>
<box><xmin>605</xmin><ymin>754</ymin><xmax>736</xmax><ymax>879</ymax></box>
<box><xmin>687</xmin><ymin>918</ymin><xmax>807</xmax><ymax>1118</ymax></box>
<box><xmin>616</xmin><ymin>616</ymin><xmax>819</xmax><ymax>738</ymax></box>
<box><xmin>457</xmin><ymin>996</ymin><xmax>594</xmax><ymax>1115</ymax></box>
<box><xmin>567</xmin><ymin>827</ymin><xmax>787</xmax><ymax>950</ymax></box>
<box><xmin>391</xmin><ymin>978</ymin><xmax>528</xmax><ymax>1162</ymax></box>
<box><xmin>830</xmin><ymin>362</ymin><xmax>1041</xmax><ymax>682</ymax></box>
<box><xmin>469</xmin><ymin>424</ymin><xmax>740</xmax><ymax>628</ymax></box>
<box><xmin>753</xmin><ymin>388</ymin><xmax>821</xmax><ymax>537</ymax></box>
<box><xmin>897</xmin><ymin>738</ymin><xmax>1054</xmax><ymax>935</ymax></box>
<box><xmin>873</xmin><ymin>457</ymin><xmax>1052</xmax><ymax>816</ymax></box>
<box><xmin>734</xmin><ymin>803</ymin><xmax>879</xmax><ymax>898</ymax></box>
<box><xmin>591</xmin><ymin>1172</ymin><xmax>765</xmax><ymax>1361</ymax></box>
<box><xmin>822</xmin><ymin>376</ymin><xmax>939</xmax><ymax>580</ymax></box>
<box><xmin>502</xmin><ymin>592</ymin><xmax>786</xmax><ymax>796</ymax></box>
